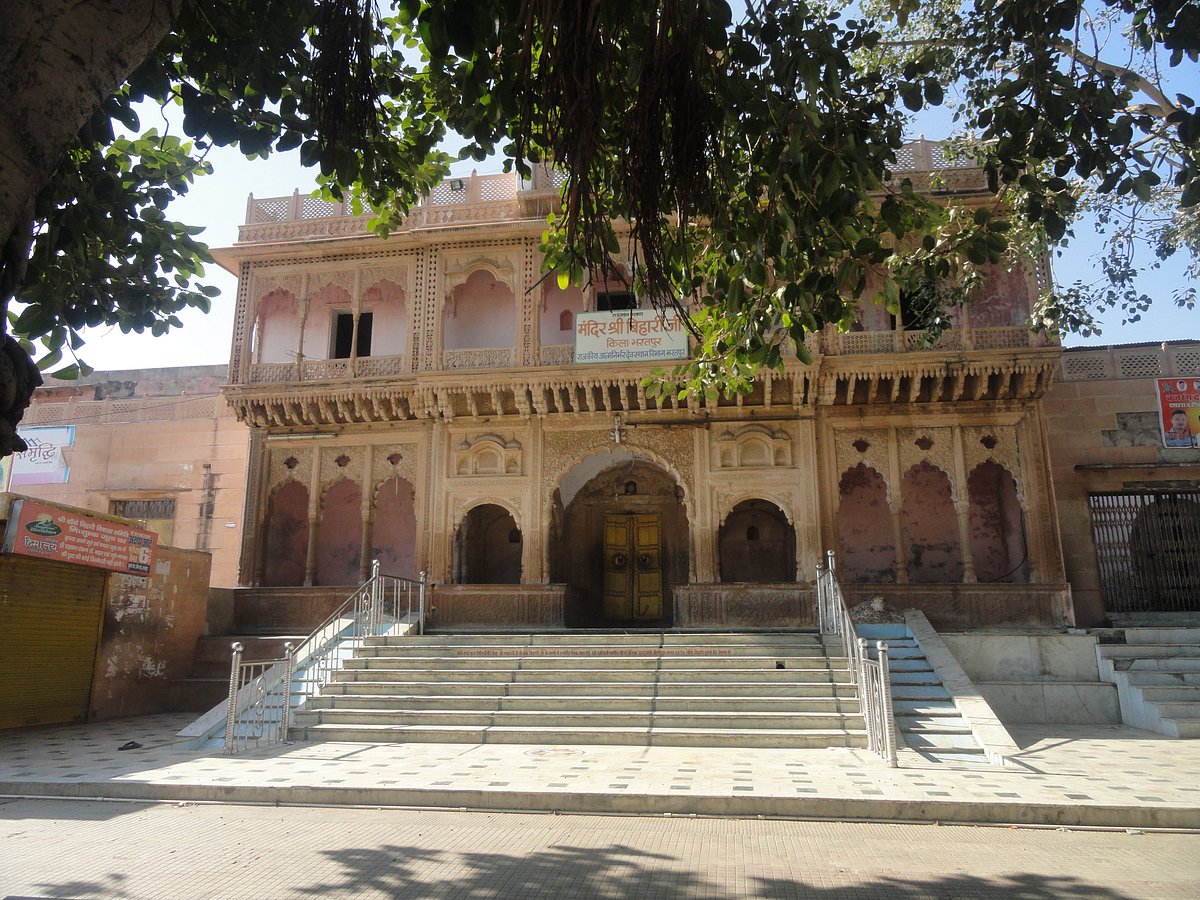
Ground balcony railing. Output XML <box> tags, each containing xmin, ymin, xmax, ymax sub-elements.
<box><xmin>1059</xmin><ymin>342</ymin><xmax>1200</xmax><ymax>381</ymax></box>
<box><xmin>822</xmin><ymin>325</ymin><xmax>1047</xmax><ymax>355</ymax></box>
<box><xmin>443</xmin><ymin>347</ymin><xmax>514</xmax><ymax>370</ymax></box>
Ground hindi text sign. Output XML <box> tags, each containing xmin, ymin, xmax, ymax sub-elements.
<box><xmin>3</xmin><ymin>499</ymin><xmax>158</xmax><ymax>576</ymax></box>
<box><xmin>575</xmin><ymin>310</ymin><xmax>688</xmax><ymax>364</ymax></box>
<box><xmin>1157</xmin><ymin>378</ymin><xmax>1200</xmax><ymax>448</ymax></box>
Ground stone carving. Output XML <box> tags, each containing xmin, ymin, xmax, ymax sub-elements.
<box><xmin>833</xmin><ymin>428</ymin><xmax>890</xmax><ymax>491</ymax></box>
<box><xmin>266</xmin><ymin>446</ymin><xmax>313</xmax><ymax>493</ymax></box>
<box><xmin>443</xmin><ymin>249</ymin><xmax>520</xmax><ymax>298</ymax></box>
<box><xmin>451</xmin><ymin>495</ymin><xmax>523</xmax><ymax>529</ymax></box>
<box><xmin>715</xmin><ymin>490</ymin><xmax>796</xmax><ymax>526</ymax></box>
<box><xmin>453</xmin><ymin>434</ymin><xmax>523</xmax><ymax>476</ymax></box>
<box><xmin>962</xmin><ymin>424</ymin><xmax>1024</xmax><ymax>502</ymax></box>
<box><xmin>372</xmin><ymin>443</ymin><xmax>418</xmax><ymax>488</ymax></box>
<box><xmin>713</xmin><ymin>424</ymin><xmax>792</xmax><ymax>468</ymax></box>
<box><xmin>319</xmin><ymin>445</ymin><xmax>365</xmax><ymax>493</ymax></box>
<box><xmin>897</xmin><ymin>426</ymin><xmax>955</xmax><ymax>480</ymax></box>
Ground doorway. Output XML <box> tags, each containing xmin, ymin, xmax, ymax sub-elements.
<box><xmin>554</xmin><ymin>457</ymin><xmax>688</xmax><ymax>627</ymax></box>
<box><xmin>603</xmin><ymin>514</ymin><xmax>664</xmax><ymax>620</ymax></box>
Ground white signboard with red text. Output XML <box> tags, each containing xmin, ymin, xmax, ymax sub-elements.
<box><xmin>574</xmin><ymin>310</ymin><xmax>688</xmax><ymax>364</ymax></box>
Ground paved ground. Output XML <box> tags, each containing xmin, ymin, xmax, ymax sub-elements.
<box><xmin>1</xmin><ymin>799</ymin><xmax>1196</xmax><ymax>899</ymax></box>
<box><xmin>1</xmin><ymin>714</ymin><xmax>1199</xmax><ymax>828</ymax></box>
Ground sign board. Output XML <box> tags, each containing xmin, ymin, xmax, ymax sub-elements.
<box><xmin>8</xmin><ymin>426</ymin><xmax>74</xmax><ymax>486</ymax></box>
<box><xmin>1157</xmin><ymin>377</ymin><xmax>1200</xmax><ymax>448</ymax></box>
<box><xmin>574</xmin><ymin>310</ymin><xmax>688</xmax><ymax>364</ymax></box>
<box><xmin>2</xmin><ymin>499</ymin><xmax>158</xmax><ymax>576</ymax></box>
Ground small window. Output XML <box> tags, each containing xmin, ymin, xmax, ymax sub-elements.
<box><xmin>111</xmin><ymin>498</ymin><xmax>176</xmax><ymax>546</ymax></box>
<box><xmin>596</xmin><ymin>291</ymin><xmax>637</xmax><ymax>311</ymax></box>
<box><xmin>332</xmin><ymin>311</ymin><xmax>373</xmax><ymax>359</ymax></box>
<box><xmin>559</xmin><ymin>309</ymin><xmax>573</xmax><ymax>331</ymax></box>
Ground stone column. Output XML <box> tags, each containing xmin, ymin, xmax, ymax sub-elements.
<box><xmin>887</xmin><ymin>428</ymin><xmax>908</xmax><ymax>583</ymax></box>
<box><xmin>303</xmin><ymin>444</ymin><xmax>322</xmax><ymax>586</ymax></box>
<box><xmin>952</xmin><ymin>425</ymin><xmax>977</xmax><ymax>583</ymax></box>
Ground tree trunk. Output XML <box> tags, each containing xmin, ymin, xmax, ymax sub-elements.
<box><xmin>0</xmin><ymin>0</ymin><xmax>181</xmax><ymax>456</ymax></box>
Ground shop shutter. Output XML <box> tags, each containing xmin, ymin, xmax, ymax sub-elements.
<box><xmin>0</xmin><ymin>558</ymin><xmax>107</xmax><ymax>729</ymax></box>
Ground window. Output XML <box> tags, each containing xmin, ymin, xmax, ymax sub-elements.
<box><xmin>596</xmin><ymin>291</ymin><xmax>637</xmax><ymax>311</ymax></box>
<box><xmin>332</xmin><ymin>311</ymin><xmax>373</xmax><ymax>359</ymax></box>
<box><xmin>111</xmin><ymin>498</ymin><xmax>176</xmax><ymax>547</ymax></box>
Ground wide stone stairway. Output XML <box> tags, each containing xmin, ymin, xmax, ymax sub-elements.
<box><xmin>289</xmin><ymin>631</ymin><xmax>867</xmax><ymax>749</ymax></box>
<box><xmin>1096</xmin><ymin>627</ymin><xmax>1200</xmax><ymax>738</ymax></box>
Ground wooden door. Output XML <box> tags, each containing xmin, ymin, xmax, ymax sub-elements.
<box><xmin>602</xmin><ymin>514</ymin><xmax>663</xmax><ymax>621</ymax></box>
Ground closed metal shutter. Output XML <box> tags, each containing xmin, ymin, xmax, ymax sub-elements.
<box><xmin>0</xmin><ymin>557</ymin><xmax>107</xmax><ymax>729</ymax></box>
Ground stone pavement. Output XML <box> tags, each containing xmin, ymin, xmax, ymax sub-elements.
<box><xmin>1</xmin><ymin>799</ymin><xmax>1197</xmax><ymax>899</ymax></box>
<box><xmin>1</xmin><ymin>714</ymin><xmax>1198</xmax><ymax>829</ymax></box>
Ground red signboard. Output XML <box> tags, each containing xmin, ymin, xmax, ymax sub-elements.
<box><xmin>1157</xmin><ymin>377</ymin><xmax>1200</xmax><ymax>449</ymax></box>
<box><xmin>2</xmin><ymin>499</ymin><xmax>158</xmax><ymax>576</ymax></box>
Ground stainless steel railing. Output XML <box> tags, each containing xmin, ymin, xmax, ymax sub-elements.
<box><xmin>816</xmin><ymin>549</ymin><xmax>899</xmax><ymax>767</ymax></box>
<box><xmin>223</xmin><ymin>561</ymin><xmax>426</xmax><ymax>754</ymax></box>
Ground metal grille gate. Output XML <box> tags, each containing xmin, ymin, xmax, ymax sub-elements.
<box><xmin>1088</xmin><ymin>491</ymin><xmax>1200</xmax><ymax>613</ymax></box>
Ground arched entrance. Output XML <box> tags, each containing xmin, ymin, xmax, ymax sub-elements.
<box><xmin>553</xmin><ymin>457</ymin><xmax>688</xmax><ymax>627</ymax></box>
<box><xmin>719</xmin><ymin>499</ymin><xmax>796</xmax><ymax>583</ymax></box>
<box><xmin>453</xmin><ymin>503</ymin><xmax>521</xmax><ymax>584</ymax></box>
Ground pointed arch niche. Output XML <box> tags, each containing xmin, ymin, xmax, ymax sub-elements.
<box><xmin>255</xmin><ymin>288</ymin><xmax>301</xmax><ymax>364</ymax></box>
<box><xmin>967</xmin><ymin>461</ymin><xmax>1029</xmax><ymax>583</ymax></box>
<box><xmin>453</xmin><ymin>503</ymin><xmax>522</xmax><ymax>584</ymax></box>
<box><xmin>718</xmin><ymin>499</ymin><xmax>796</xmax><ymax>583</ymax></box>
<box><xmin>444</xmin><ymin>268</ymin><xmax>516</xmax><ymax>355</ymax></box>
<box><xmin>263</xmin><ymin>480</ymin><xmax>309</xmax><ymax>586</ymax></box>
<box><xmin>373</xmin><ymin>474</ymin><xmax>418</xmax><ymax>578</ymax></box>
<box><xmin>900</xmin><ymin>462</ymin><xmax>963</xmax><ymax>584</ymax></box>
<box><xmin>837</xmin><ymin>464</ymin><xmax>896</xmax><ymax>582</ymax></box>
<box><xmin>316</xmin><ymin>477</ymin><xmax>363</xmax><ymax>585</ymax></box>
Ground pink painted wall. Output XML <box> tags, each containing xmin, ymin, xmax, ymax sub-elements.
<box><xmin>264</xmin><ymin>480</ymin><xmax>308</xmax><ymax>586</ymax></box>
<box><xmin>971</xmin><ymin>263</ymin><xmax>1031</xmax><ymax>328</ymax></box>
<box><xmin>301</xmin><ymin>282</ymin><xmax>353</xmax><ymax>359</ymax></box>
<box><xmin>316</xmin><ymin>478</ymin><xmax>363</xmax><ymax>585</ymax></box>
<box><xmin>256</xmin><ymin>290</ymin><xmax>301</xmax><ymax>364</ymax></box>
<box><xmin>540</xmin><ymin>282</ymin><xmax>585</xmax><ymax>347</ymax></box>
<box><xmin>968</xmin><ymin>461</ymin><xmax>1029</xmax><ymax>583</ymax></box>
<box><xmin>373</xmin><ymin>475</ymin><xmax>418</xmax><ymax>578</ymax></box>
<box><xmin>901</xmin><ymin>462</ymin><xmax>964</xmax><ymax>583</ymax></box>
<box><xmin>837</xmin><ymin>464</ymin><xmax>897</xmax><ymax>582</ymax></box>
<box><xmin>444</xmin><ymin>269</ymin><xmax>515</xmax><ymax>349</ymax></box>
<box><xmin>363</xmin><ymin>279</ymin><xmax>408</xmax><ymax>357</ymax></box>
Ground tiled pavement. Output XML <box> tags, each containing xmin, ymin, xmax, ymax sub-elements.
<box><xmin>1</xmin><ymin>799</ymin><xmax>1197</xmax><ymax>899</ymax></box>
<box><xmin>1</xmin><ymin>714</ymin><xmax>1198</xmax><ymax>829</ymax></box>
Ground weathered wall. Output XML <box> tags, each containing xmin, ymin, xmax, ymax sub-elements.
<box><xmin>21</xmin><ymin>367</ymin><xmax>250</xmax><ymax>588</ymax></box>
<box><xmin>1045</xmin><ymin>343</ymin><xmax>1200</xmax><ymax>625</ymax></box>
<box><xmin>89</xmin><ymin>546</ymin><xmax>211</xmax><ymax>721</ymax></box>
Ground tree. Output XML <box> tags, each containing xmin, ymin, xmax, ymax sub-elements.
<box><xmin>1</xmin><ymin>0</ymin><xmax>1196</xmax><ymax>454</ymax></box>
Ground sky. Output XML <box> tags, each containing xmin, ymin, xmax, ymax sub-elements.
<box><xmin>69</xmin><ymin>107</ymin><xmax>1200</xmax><ymax>374</ymax></box>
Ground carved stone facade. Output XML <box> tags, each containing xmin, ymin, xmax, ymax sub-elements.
<box><xmin>216</xmin><ymin>156</ymin><xmax>1069</xmax><ymax>629</ymax></box>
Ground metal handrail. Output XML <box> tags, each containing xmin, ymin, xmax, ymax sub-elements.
<box><xmin>223</xmin><ymin>561</ymin><xmax>426</xmax><ymax>754</ymax></box>
<box><xmin>816</xmin><ymin>549</ymin><xmax>899</xmax><ymax>767</ymax></box>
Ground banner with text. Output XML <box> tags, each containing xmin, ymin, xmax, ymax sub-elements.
<box><xmin>8</xmin><ymin>426</ymin><xmax>74</xmax><ymax>486</ymax></box>
<box><xmin>1157</xmin><ymin>377</ymin><xmax>1200</xmax><ymax>448</ymax></box>
<box><xmin>575</xmin><ymin>310</ymin><xmax>688</xmax><ymax>364</ymax></box>
<box><xmin>2</xmin><ymin>499</ymin><xmax>158</xmax><ymax>576</ymax></box>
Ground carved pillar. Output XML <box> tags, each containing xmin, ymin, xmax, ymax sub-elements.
<box><xmin>304</xmin><ymin>444</ymin><xmax>322</xmax><ymax>586</ymax></box>
<box><xmin>887</xmin><ymin>428</ymin><xmax>908</xmax><ymax>583</ymax></box>
<box><xmin>295</xmin><ymin>272</ymin><xmax>311</xmax><ymax>380</ymax></box>
<box><xmin>359</xmin><ymin>443</ymin><xmax>375</xmax><ymax>582</ymax></box>
<box><xmin>794</xmin><ymin>417</ymin><xmax>822</xmax><ymax>582</ymax></box>
<box><xmin>349</xmin><ymin>266</ymin><xmax>364</xmax><ymax>377</ymax></box>
<box><xmin>951</xmin><ymin>425</ymin><xmax>977</xmax><ymax>583</ymax></box>
<box><xmin>243</xmin><ymin>430</ymin><xmax>268</xmax><ymax>586</ymax></box>
<box><xmin>693</xmin><ymin>427</ymin><xmax>715</xmax><ymax>582</ymax></box>
<box><xmin>525</xmin><ymin>419</ymin><xmax>545</xmax><ymax>583</ymax></box>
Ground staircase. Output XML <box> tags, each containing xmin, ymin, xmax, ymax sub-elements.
<box><xmin>1096</xmin><ymin>627</ymin><xmax>1200</xmax><ymax>738</ymax></box>
<box><xmin>860</xmin><ymin>626</ymin><xmax>986</xmax><ymax>763</ymax></box>
<box><xmin>289</xmin><ymin>631</ymin><xmax>866</xmax><ymax>749</ymax></box>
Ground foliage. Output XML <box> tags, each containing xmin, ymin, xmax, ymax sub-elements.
<box><xmin>5</xmin><ymin>0</ymin><xmax>1198</xmax><ymax>390</ymax></box>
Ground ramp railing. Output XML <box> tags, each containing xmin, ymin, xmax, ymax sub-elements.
<box><xmin>816</xmin><ymin>549</ymin><xmax>899</xmax><ymax>767</ymax></box>
<box><xmin>223</xmin><ymin>562</ymin><xmax>426</xmax><ymax>754</ymax></box>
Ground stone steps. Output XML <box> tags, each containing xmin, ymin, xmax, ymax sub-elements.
<box><xmin>1097</xmin><ymin>628</ymin><xmax>1200</xmax><ymax>738</ymax></box>
<box><xmin>289</xmin><ymin>631</ymin><xmax>866</xmax><ymax>749</ymax></box>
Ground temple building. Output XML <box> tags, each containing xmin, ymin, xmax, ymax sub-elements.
<box><xmin>211</xmin><ymin>141</ymin><xmax>1071</xmax><ymax>632</ymax></box>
